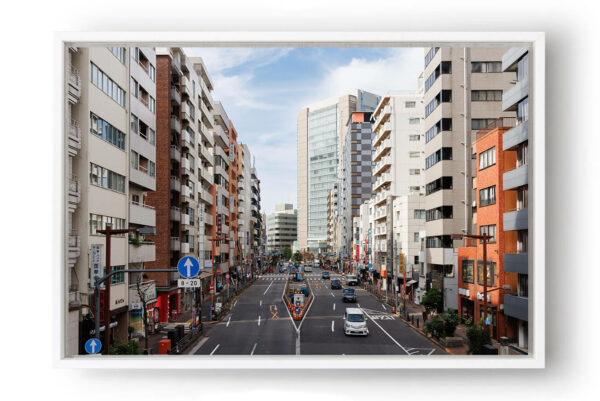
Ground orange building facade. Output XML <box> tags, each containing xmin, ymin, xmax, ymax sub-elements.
<box><xmin>227</xmin><ymin>122</ymin><xmax>239</xmax><ymax>268</ymax></box>
<box><xmin>457</xmin><ymin>125</ymin><xmax>518</xmax><ymax>341</ymax></box>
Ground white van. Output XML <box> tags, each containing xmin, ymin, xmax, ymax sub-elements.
<box><xmin>304</xmin><ymin>264</ymin><xmax>313</xmax><ymax>272</ymax></box>
<box><xmin>345</xmin><ymin>274</ymin><xmax>358</xmax><ymax>286</ymax></box>
<box><xmin>343</xmin><ymin>308</ymin><xmax>368</xmax><ymax>336</ymax></box>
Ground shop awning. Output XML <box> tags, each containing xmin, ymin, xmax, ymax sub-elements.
<box><xmin>406</xmin><ymin>280</ymin><xmax>417</xmax><ymax>286</ymax></box>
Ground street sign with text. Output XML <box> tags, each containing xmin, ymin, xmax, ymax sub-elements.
<box><xmin>178</xmin><ymin>278</ymin><xmax>201</xmax><ymax>288</ymax></box>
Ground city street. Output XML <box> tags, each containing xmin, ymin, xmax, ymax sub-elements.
<box><xmin>191</xmin><ymin>267</ymin><xmax>447</xmax><ymax>355</ymax></box>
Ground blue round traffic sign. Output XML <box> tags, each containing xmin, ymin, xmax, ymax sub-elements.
<box><xmin>177</xmin><ymin>256</ymin><xmax>200</xmax><ymax>279</ymax></box>
<box><xmin>84</xmin><ymin>338</ymin><xmax>101</xmax><ymax>354</ymax></box>
<box><xmin>294</xmin><ymin>307</ymin><xmax>301</xmax><ymax>313</ymax></box>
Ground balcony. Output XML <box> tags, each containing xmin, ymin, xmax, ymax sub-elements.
<box><xmin>502</xmin><ymin>77</ymin><xmax>529</xmax><ymax>112</ymax></box>
<box><xmin>170</xmin><ymin>237</ymin><xmax>181</xmax><ymax>251</ymax></box>
<box><xmin>200</xmin><ymin>188</ymin><xmax>214</xmax><ymax>205</ymax></box>
<box><xmin>181</xmin><ymin>242</ymin><xmax>191</xmax><ymax>254</ymax></box>
<box><xmin>373</xmin><ymin>138</ymin><xmax>392</xmax><ymax>162</ymax></box>
<box><xmin>68</xmin><ymin>66</ymin><xmax>81</xmax><ymax>104</ymax></box>
<box><xmin>181</xmin><ymin>157</ymin><xmax>193</xmax><ymax>175</ymax></box>
<box><xmin>182</xmin><ymin>185</ymin><xmax>194</xmax><ymax>201</ymax></box>
<box><xmin>170</xmin><ymin>176</ymin><xmax>181</xmax><ymax>192</ymax></box>
<box><xmin>374</xmin><ymin>189</ymin><xmax>390</xmax><ymax>205</ymax></box>
<box><xmin>170</xmin><ymin>116</ymin><xmax>181</xmax><ymax>132</ymax></box>
<box><xmin>504</xmin><ymin>294</ymin><xmax>528</xmax><ymax>321</ymax></box>
<box><xmin>68</xmin><ymin>177</ymin><xmax>80</xmax><ymax>212</ymax></box>
<box><xmin>130</xmin><ymin>166</ymin><xmax>156</xmax><ymax>191</ymax></box>
<box><xmin>213</xmin><ymin>125</ymin><xmax>228</xmax><ymax>147</ymax></box>
<box><xmin>504</xmin><ymin>207</ymin><xmax>528</xmax><ymax>231</ymax></box>
<box><xmin>170</xmin><ymin>86</ymin><xmax>181</xmax><ymax>105</ymax></box>
<box><xmin>68</xmin><ymin>291</ymin><xmax>82</xmax><ymax>311</ymax></box>
<box><xmin>373</xmin><ymin>121</ymin><xmax>392</xmax><ymax>147</ymax></box>
<box><xmin>504</xmin><ymin>252</ymin><xmax>528</xmax><ymax>275</ymax></box>
<box><xmin>202</xmin><ymin>213</ymin><xmax>214</xmax><ymax>226</ymax></box>
<box><xmin>170</xmin><ymin>206</ymin><xmax>180</xmax><ymax>222</ymax></box>
<box><xmin>374</xmin><ymin>155</ymin><xmax>392</xmax><ymax>176</ymax></box>
<box><xmin>170</xmin><ymin>145</ymin><xmax>181</xmax><ymax>162</ymax></box>
<box><xmin>182</xmin><ymin>212</ymin><xmax>191</xmax><ymax>226</ymax></box>
<box><xmin>130</xmin><ymin>201</ymin><xmax>156</xmax><ymax>227</ymax></box>
<box><xmin>503</xmin><ymin>120</ymin><xmax>528</xmax><ymax>151</ymax></box>
<box><xmin>200</xmin><ymin>166</ymin><xmax>214</xmax><ymax>185</ymax></box>
<box><xmin>200</xmin><ymin>99</ymin><xmax>212</xmax><ymax>121</ymax></box>
<box><xmin>503</xmin><ymin>164</ymin><xmax>528</xmax><ymax>191</ymax></box>
<box><xmin>374</xmin><ymin>172</ymin><xmax>392</xmax><ymax>191</ymax></box>
<box><xmin>129</xmin><ymin>242</ymin><xmax>156</xmax><ymax>263</ymax></box>
<box><xmin>68</xmin><ymin>119</ymin><xmax>82</xmax><ymax>157</ymax></box>
<box><xmin>182</xmin><ymin>109</ymin><xmax>194</xmax><ymax>124</ymax></box>
<box><xmin>68</xmin><ymin>231</ymin><xmax>80</xmax><ymax>268</ymax></box>
<box><xmin>171</xmin><ymin>53</ymin><xmax>182</xmax><ymax>74</ymax></box>
<box><xmin>182</xmin><ymin>129</ymin><xmax>195</xmax><ymax>149</ymax></box>
<box><xmin>199</xmin><ymin>144</ymin><xmax>213</xmax><ymax>164</ymax></box>
<box><xmin>181</xmin><ymin>75</ymin><xmax>191</xmax><ymax>97</ymax></box>
<box><xmin>374</xmin><ymin>206</ymin><xmax>387</xmax><ymax>221</ymax></box>
<box><xmin>502</xmin><ymin>48</ymin><xmax>528</xmax><ymax>72</ymax></box>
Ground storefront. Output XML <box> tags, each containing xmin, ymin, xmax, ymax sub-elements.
<box><xmin>155</xmin><ymin>288</ymin><xmax>180</xmax><ymax>323</ymax></box>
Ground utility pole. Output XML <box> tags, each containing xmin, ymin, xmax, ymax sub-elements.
<box><xmin>96</xmin><ymin>224</ymin><xmax>136</xmax><ymax>355</ymax></box>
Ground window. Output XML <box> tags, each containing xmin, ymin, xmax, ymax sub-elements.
<box><xmin>426</xmin><ymin>235</ymin><xmax>452</xmax><ymax>248</ymax></box>
<box><xmin>90</xmin><ymin>63</ymin><xmax>126</xmax><ymax>107</ymax></box>
<box><xmin>425</xmin><ymin>61</ymin><xmax>452</xmax><ymax>92</ymax></box>
<box><xmin>409</xmin><ymin>135</ymin><xmax>420</xmax><ymax>141</ymax></box>
<box><xmin>405</xmin><ymin>101</ymin><xmax>416</xmax><ymax>108</ymax></box>
<box><xmin>471</xmin><ymin>90</ymin><xmax>503</xmax><ymax>101</ymax></box>
<box><xmin>89</xmin><ymin>214</ymin><xmax>126</xmax><ymax>235</ymax></box>
<box><xmin>414</xmin><ymin>232</ymin><xmax>420</xmax><ymax>242</ymax></box>
<box><xmin>479</xmin><ymin>186</ymin><xmax>496</xmax><ymax>207</ymax></box>
<box><xmin>414</xmin><ymin>209</ymin><xmax>426</xmax><ymax>219</ymax></box>
<box><xmin>462</xmin><ymin>259</ymin><xmax>474</xmax><ymax>283</ymax></box>
<box><xmin>471</xmin><ymin>61</ymin><xmax>502</xmax><ymax>73</ymax></box>
<box><xmin>410</xmin><ymin>186</ymin><xmax>421</xmax><ymax>192</ymax></box>
<box><xmin>425</xmin><ymin>147</ymin><xmax>452</xmax><ymax>169</ymax></box>
<box><xmin>130</xmin><ymin>78</ymin><xmax>139</xmax><ymax>98</ymax></box>
<box><xmin>426</xmin><ymin>206</ymin><xmax>453</xmax><ymax>222</ymax></box>
<box><xmin>110</xmin><ymin>265</ymin><xmax>125</xmax><ymax>284</ymax></box>
<box><xmin>425</xmin><ymin>90</ymin><xmax>452</xmax><ymax>117</ymax></box>
<box><xmin>409</xmin><ymin>169</ymin><xmax>420</xmax><ymax>175</ymax></box>
<box><xmin>479</xmin><ymin>146</ymin><xmax>496</xmax><ymax>170</ymax></box>
<box><xmin>477</xmin><ymin>260</ymin><xmax>497</xmax><ymax>286</ymax></box>
<box><xmin>471</xmin><ymin>118</ymin><xmax>497</xmax><ymax>130</ymax></box>
<box><xmin>149</xmin><ymin>96</ymin><xmax>156</xmax><ymax>113</ymax></box>
<box><xmin>90</xmin><ymin>163</ymin><xmax>125</xmax><ymax>193</ymax></box>
<box><xmin>425</xmin><ymin>118</ymin><xmax>452</xmax><ymax>143</ymax></box>
<box><xmin>426</xmin><ymin>176</ymin><xmax>453</xmax><ymax>195</ymax></box>
<box><xmin>517</xmin><ymin>97</ymin><xmax>529</xmax><ymax>124</ymax></box>
<box><xmin>409</xmin><ymin>118</ymin><xmax>420</xmax><ymax>124</ymax></box>
<box><xmin>409</xmin><ymin>151</ymin><xmax>420</xmax><ymax>158</ymax></box>
<box><xmin>149</xmin><ymin>64</ymin><xmax>156</xmax><ymax>82</ymax></box>
<box><xmin>479</xmin><ymin>224</ymin><xmax>497</xmax><ymax>243</ymax></box>
<box><xmin>517</xmin><ymin>53</ymin><xmax>529</xmax><ymax>82</ymax></box>
<box><xmin>90</xmin><ymin>113</ymin><xmax>125</xmax><ymax>150</ymax></box>
<box><xmin>424</xmin><ymin>47</ymin><xmax>439</xmax><ymax>68</ymax></box>
<box><xmin>108</xmin><ymin>47</ymin><xmax>126</xmax><ymax>64</ymax></box>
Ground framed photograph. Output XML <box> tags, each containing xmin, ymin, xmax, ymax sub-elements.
<box><xmin>55</xmin><ymin>31</ymin><xmax>544</xmax><ymax>369</ymax></box>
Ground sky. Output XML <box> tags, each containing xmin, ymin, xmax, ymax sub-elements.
<box><xmin>183</xmin><ymin>47</ymin><xmax>424</xmax><ymax>215</ymax></box>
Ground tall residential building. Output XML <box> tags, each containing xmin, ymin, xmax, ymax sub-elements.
<box><xmin>422</xmin><ymin>47</ymin><xmax>515</xmax><ymax>310</ymax></box>
<box><xmin>66</xmin><ymin>46</ymin><xmax>157</xmax><ymax>355</ymax></box>
<box><xmin>145</xmin><ymin>48</ymin><xmax>215</xmax><ymax>322</ymax></box>
<box><xmin>500</xmin><ymin>47</ymin><xmax>530</xmax><ymax>350</ymax></box>
<box><xmin>212</xmin><ymin>102</ymin><xmax>232</xmax><ymax>280</ymax></box>
<box><xmin>250</xmin><ymin>165</ymin><xmax>263</xmax><ymax>270</ymax></box>
<box><xmin>297</xmin><ymin>90</ymin><xmax>380</xmax><ymax>254</ymax></box>
<box><xmin>371</xmin><ymin>92</ymin><xmax>424</xmax><ymax>274</ymax></box>
<box><xmin>266</xmin><ymin>204</ymin><xmax>298</xmax><ymax>253</ymax></box>
<box><xmin>337</xmin><ymin>112</ymin><xmax>374</xmax><ymax>260</ymax></box>
<box><xmin>237</xmin><ymin>144</ymin><xmax>252</xmax><ymax>265</ymax></box>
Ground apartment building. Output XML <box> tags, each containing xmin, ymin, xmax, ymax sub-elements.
<box><xmin>337</xmin><ymin>112</ymin><xmax>374</xmax><ymax>260</ymax></box>
<box><xmin>237</xmin><ymin>144</ymin><xmax>252</xmax><ymax>266</ymax></box>
<box><xmin>500</xmin><ymin>47</ymin><xmax>530</xmax><ymax>350</ymax></box>
<box><xmin>266</xmin><ymin>204</ymin><xmax>298</xmax><ymax>253</ymax></box>
<box><xmin>422</xmin><ymin>47</ymin><xmax>515</xmax><ymax>310</ymax></box>
<box><xmin>66</xmin><ymin>46</ymin><xmax>157</xmax><ymax>355</ymax></box>
<box><xmin>371</xmin><ymin>92</ymin><xmax>424</xmax><ymax>276</ymax></box>
<box><xmin>357</xmin><ymin>199</ymin><xmax>375</xmax><ymax>270</ymax></box>
<box><xmin>250</xmin><ymin>166</ymin><xmax>264</xmax><ymax>271</ymax></box>
<box><xmin>212</xmin><ymin>102</ymin><xmax>232</xmax><ymax>283</ymax></box>
<box><xmin>297</xmin><ymin>90</ymin><xmax>380</xmax><ymax>254</ymax></box>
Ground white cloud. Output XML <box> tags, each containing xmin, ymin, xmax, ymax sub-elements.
<box><xmin>184</xmin><ymin>47</ymin><xmax>292</xmax><ymax>73</ymax></box>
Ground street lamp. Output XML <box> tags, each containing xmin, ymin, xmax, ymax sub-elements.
<box><xmin>452</xmin><ymin>233</ymin><xmax>493</xmax><ymax>337</ymax></box>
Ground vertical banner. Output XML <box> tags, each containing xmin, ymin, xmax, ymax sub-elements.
<box><xmin>356</xmin><ymin>244</ymin><xmax>360</xmax><ymax>262</ymax></box>
<box><xmin>90</xmin><ymin>244</ymin><xmax>103</xmax><ymax>288</ymax></box>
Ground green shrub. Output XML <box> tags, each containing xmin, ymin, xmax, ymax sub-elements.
<box><xmin>424</xmin><ymin>314</ymin><xmax>444</xmax><ymax>339</ymax></box>
<box><xmin>465</xmin><ymin>317</ymin><xmax>473</xmax><ymax>327</ymax></box>
<box><xmin>422</xmin><ymin>288</ymin><xmax>443</xmax><ymax>314</ymax></box>
<box><xmin>466</xmin><ymin>324</ymin><xmax>492</xmax><ymax>355</ymax></box>
<box><xmin>442</xmin><ymin>309</ymin><xmax>460</xmax><ymax>337</ymax></box>
<box><xmin>110</xmin><ymin>340</ymin><xmax>141</xmax><ymax>355</ymax></box>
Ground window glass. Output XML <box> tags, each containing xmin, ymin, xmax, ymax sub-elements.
<box><xmin>462</xmin><ymin>259</ymin><xmax>474</xmax><ymax>283</ymax></box>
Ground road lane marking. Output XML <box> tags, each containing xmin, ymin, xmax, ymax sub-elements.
<box><xmin>331</xmin><ymin>293</ymin><xmax>334</xmax><ymax>297</ymax></box>
<box><xmin>360</xmin><ymin>308</ymin><xmax>410</xmax><ymax>355</ymax></box>
<box><xmin>260</xmin><ymin>300</ymin><xmax>262</xmax><ymax>306</ymax></box>
<box><xmin>234</xmin><ymin>300</ymin><xmax>238</xmax><ymax>307</ymax></box>
<box><xmin>210</xmin><ymin>344</ymin><xmax>220</xmax><ymax>355</ymax></box>
<box><xmin>226</xmin><ymin>316</ymin><xmax>231</xmax><ymax>327</ymax></box>
<box><xmin>331</xmin><ymin>320</ymin><xmax>335</xmax><ymax>332</ymax></box>
<box><xmin>333</xmin><ymin>303</ymin><xmax>336</xmax><ymax>310</ymax></box>
<box><xmin>188</xmin><ymin>337</ymin><xmax>208</xmax><ymax>355</ymax></box>
<box><xmin>258</xmin><ymin>315</ymin><xmax>261</xmax><ymax>326</ymax></box>
<box><xmin>263</xmin><ymin>280</ymin><xmax>273</xmax><ymax>295</ymax></box>
<box><xmin>269</xmin><ymin>305</ymin><xmax>279</xmax><ymax>319</ymax></box>
<box><xmin>357</xmin><ymin>303</ymin><xmax>361</xmax><ymax>308</ymax></box>
<box><xmin>381</xmin><ymin>303</ymin><xmax>387</xmax><ymax>310</ymax></box>
<box><xmin>428</xmin><ymin>349</ymin><xmax>435</xmax><ymax>355</ymax></box>
<box><xmin>250</xmin><ymin>343</ymin><xmax>258</xmax><ymax>355</ymax></box>
<box><xmin>296</xmin><ymin>333</ymin><xmax>301</xmax><ymax>355</ymax></box>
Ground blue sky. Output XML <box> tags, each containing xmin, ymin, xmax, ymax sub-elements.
<box><xmin>184</xmin><ymin>47</ymin><xmax>423</xmax><ymax>215</ymax></box>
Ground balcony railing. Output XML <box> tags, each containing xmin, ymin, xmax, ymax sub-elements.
<box><xmin>170</xmin><ymin>206</ymin><xmax>180</xmax><ymax>221</ymax></box>
<box><xmin>170</xmin><ymin>176</ymin><xmax>181</xmax><ymax>192</ymax></box>
<box><xmin>475</xmin><ymin>117</ymin><xmax>517</xmax><ymax>141</ymax></box>
<box><xmin>170</xmin><ymin>145</ymin><xmax>181</xmax><ymax>162</ymax></box>
<box><xmin>68</xmin><ymin>66</ymin><xmax>81</xmax><ymax>103</ymax></box>
<box><xmin>170</xmin><ymin>116</ymin><xmax>181</xmax><ymax>132</ymax></box>
<box><xmin>170</xmin><ymin>237</ymin><xmax>180</xmax><ymax>250</ymax></box>
<box><xmin>170</xmin><ymin>86</ymin><xmax>181</xmax><ymax>104</ymax></box>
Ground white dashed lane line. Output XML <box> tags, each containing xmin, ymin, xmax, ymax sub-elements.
<box><xmin>210</xmin><ymin>344</ymin><xmax>220</xmax><ymax>355</ymax></box>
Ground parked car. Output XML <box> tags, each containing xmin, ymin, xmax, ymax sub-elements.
<box><xmin>342</xmin><ymin>288</ymin><xmax>357</xmax><ymax>303</ymax></box>
<box><xmin>343</xmin><ymin>308</ymin><xmax>368</xmax><ymax>336</ymax></box>
<box><xmin>322</xmin><ymin>271</ymin><xmax>330</xmax><ymax>280</ymax></box>
<box><xmin>331</xmin><ymin>279</ymin><xmax>342</xmax><ymax>289</ymax></box>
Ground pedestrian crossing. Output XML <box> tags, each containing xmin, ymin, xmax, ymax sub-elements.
<box><xmin>258</xmin><ymin>273</ymin><xmax>343</xmax><ymax>281</ymax></box>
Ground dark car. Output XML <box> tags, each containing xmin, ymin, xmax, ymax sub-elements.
<box><xmin>331</xmin><ymin>279</ymin><xmax>342</xmax><ymax>289</ymax></box>
<box><xmin>343</xmin><ymin>288</ymin><xmax>357</xmax><ymax>303</ymax></box>
<box><xmin>322</xmin><ymin>271</ymin><xmax>330</xmax><ymax>280</ymax></box>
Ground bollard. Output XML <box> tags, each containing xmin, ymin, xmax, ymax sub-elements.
<box><xmin>416</xmin><ymin>318</ymin><xmax>419</xmax><ymax>329</ymax></box>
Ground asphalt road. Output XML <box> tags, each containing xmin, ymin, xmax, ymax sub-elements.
<box><xmin>191</xmin><ymin>267</ymin><xmax>447</xmax><ymax>356</ymax></box>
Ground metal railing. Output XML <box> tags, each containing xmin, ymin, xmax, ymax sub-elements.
<box><xmin>475</xmin><ymin>117</ymin><xmax>517</xmax><ymax>141</ymax></box>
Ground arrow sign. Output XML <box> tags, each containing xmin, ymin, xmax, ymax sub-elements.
<box><xmin>177</xmin><ymin>256</ymin><xmax>200</xmax><ymax>279</ymax></box>
<box><xmin>85</xmin><ymin>338</ymin><xmax>101</xmax><ymax>354</ymax></box>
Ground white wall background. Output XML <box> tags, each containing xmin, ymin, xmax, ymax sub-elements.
<box><xmin>1</xmin><ymin>0</ymin><xmax>598</xmax><ymax>400</ymax></box>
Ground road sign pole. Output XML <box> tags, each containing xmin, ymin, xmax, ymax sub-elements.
<box><xmin>103</xmin><ymin>225</ymin><xmax>111</xmax><ymax>355</ymax></box>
